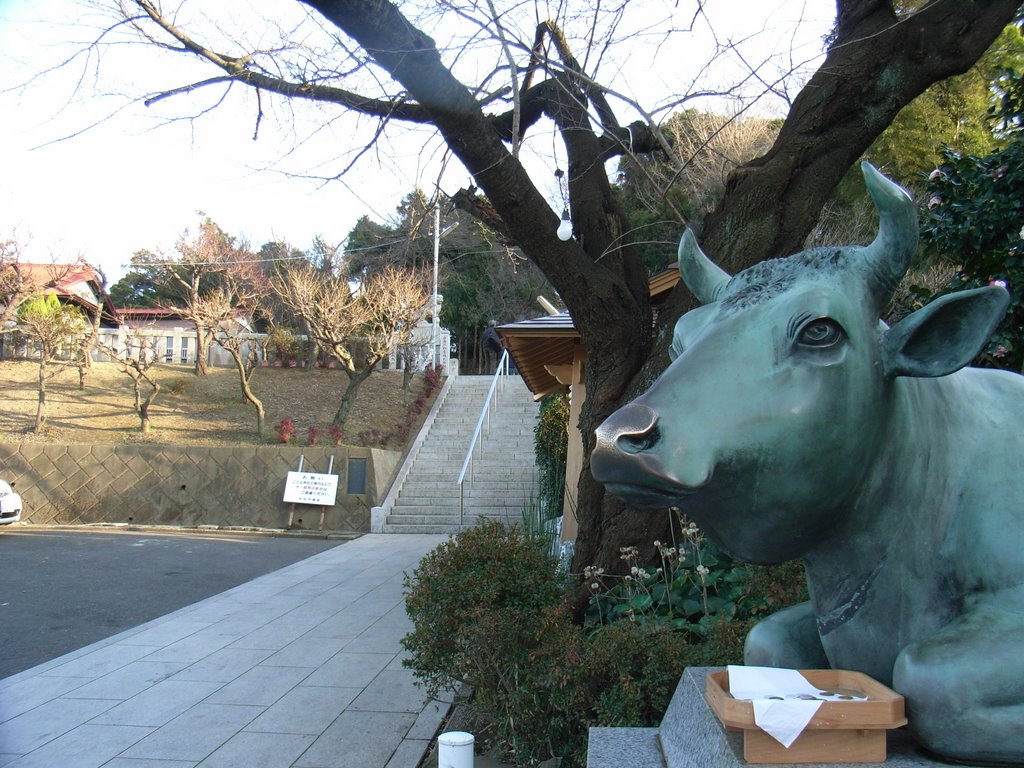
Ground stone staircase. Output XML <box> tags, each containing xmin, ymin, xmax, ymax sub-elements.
<box><xmin>381</xmin><ymin>374</ymin><xmax>540</xmax><ymax>534</ymax></box>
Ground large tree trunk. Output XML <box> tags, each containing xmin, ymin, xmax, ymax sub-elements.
<box><xmin>303</xmin><ymin>0</ymin><xmax>1019</xmax><ymax>582</ymax></box>
<box><xmin>227</xmin><ymin>347</ymin><xmax>266</xmax><ymax>438</ymax></box>
<box><xmin>332</xmin><ymin>365</ymin><xmax>375</xmax><ymax>429</ymax></box>
<box><xmin>79</xmin><ymin>309</ymin><xmax>101</xmax><ymax>389</ymax></box>
<box><xmin>304</xmin><ymin>319</ymin><xmax>319</xmax><ymax>371</ymax></box>
<box><xmin>192</xmin><ymin>321</ymin><xmax>209</xmax><ymax>376</ymax></box>
<box><xmin>139</xmin><ymin>385</ymin><xmax>159</xmax><ymax>433</ymax></box>
<box><xmin>33</xmin><ymin>356</ymin><xmax>47</xmax><ymax>433</ymax></box>
<box><xmin>571</xmin><ymin>0</ymin><xmax>1022</xmax><ymax>580</ymax></box>
<box><xmin>701</xmin><ymin>0</ymin><xmax>1022</xmax><ymax>272</ymax></box>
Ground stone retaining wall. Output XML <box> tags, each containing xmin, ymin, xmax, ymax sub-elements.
<box><xmin>0</xmin><ymin>443</ymin><xmax>401</xmax><ymax>533</ymax></box>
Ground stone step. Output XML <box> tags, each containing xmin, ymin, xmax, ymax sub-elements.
<box><xmin>425</xmin><ymin>417</ymin><xmax>536</xmax><ymax>423</ymax></box>
<box><xmin>394</xmin><ymin>492</ymin><xmax>536</xmax><ymax>505</ymax></box>
<box><xmin>412</xmin><ymin>451</ymin><xmax>534</xmax><ymax>463</ymax></box>
<box><xmin>395</xmin><ymin>494</ymin><xmax>533</xmax><ymax>507</ymax></box>
<box><xmin>389</xmin><ymin>505</ymin><xmax>531</xmax><ymax>518</ymax></box>
<box><xmin>407</xmin><ymin>472</ymin><xmax>537</xmax><ymax>484</ymax></box>
<box><xmin>382</xmin><ymin>523</ymin><xmax>465</xmax><ymax>534</ymax></box>
<box><xmin>400</xmin><ymin>479</ymin><xmax>536</xmax><ymax>490</ymax></box>
<box><xmin>386</xmin><ymin>518</ymin><xmax>524</xmax><ymax>531</ymax></box>
<box><xmin>380</xmin><ymin>373</ymin><xmax>541</xmax><ymax>535</ymax></box>
<box><xmin>428</xmin><ymin>421</ymin><xmax>537</xmax><ymax>430</ymax></box>
<box><xmin>412</xmin><ymin>456</ymin><xmax>537</xmax><ymax>467</ymax></box>
<box><xmin>399</xmin><ymin>481</ymin><xmax>536</xmax><ymax>493</ymax></box>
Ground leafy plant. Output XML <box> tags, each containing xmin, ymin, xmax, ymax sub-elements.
<box><xmin>328</xmin><ymin>424</ymin><xmax>344</xmax><ymax>445</ymax></box>
<box><xmin>583</xmin><ymin>512</ymin><xmax>806</xmax><ymax>644</ymax></box>
<box><xmin>402</xmin><ymin>520</ymin><xmax>567</xmax><ymax>697</ymax></box>
<box><xmin>921</xmin><ymin>70</ymin><xmax>1024</xmax><ymax>370</ymax></box>
<box><xmin>265</xmin><ymin>326</ymin><xmax>308</xmax><ymax>365</ymax></box>
<box><xmin>273</xmin><ymin>417</ymin><xmax>296</xmax><ymax>444</ymax></box>
<box><xmin>534</xmin><ymin>393</ymin><xmax>569</xmax><ymax>520</ymax></box>
<box><xmin>423</xmin><ymin>362</ymin><xmax>443</xmax><ymax>391</ymax></box>
<box><xmin>307</xmin><ymin>425</ymin><xmax>321</xmax><ymax>445</ymax></box>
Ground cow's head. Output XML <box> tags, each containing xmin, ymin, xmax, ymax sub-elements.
<box><xmin>592</xmin><ymin>163</ymin><xmax>1009</xmax><ymax>563</ymax></box>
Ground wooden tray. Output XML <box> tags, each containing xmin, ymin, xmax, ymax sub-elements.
<box><xmin>705</xmin><ymin>669</ymin><xmax>907</xmax><ymax>764</ymax></box>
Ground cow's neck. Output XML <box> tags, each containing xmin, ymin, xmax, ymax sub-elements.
<box><xmin>802</xmin><ymin>377</ymin><xmax>961</xmax><ymax>660</ymax></box>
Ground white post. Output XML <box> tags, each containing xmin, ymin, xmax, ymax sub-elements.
<box><xmin>432</xmin><ymin>204</ymin><xmax>440</xmax><ymax>368</ymax></box>
<box><xmin>438</xmin><ymin>731</ymin><xmax>474</xmax><ymax>768</ymax></box>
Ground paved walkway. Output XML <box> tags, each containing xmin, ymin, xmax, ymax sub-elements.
<box><xmin>0</xmin><ymin>534</ymin><xmax>451</xmax><ymax>768</ymax></box>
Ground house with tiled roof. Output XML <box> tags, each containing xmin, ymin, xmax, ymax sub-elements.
<box><xmin>0</xmin><ymin>263</ymin><xmax>120</xmax><ymax>359</ymax></box>
<box><xmin>9</xmin><ymin>263</ymin><xmax>119</xmax><ymax>327</ymax></box>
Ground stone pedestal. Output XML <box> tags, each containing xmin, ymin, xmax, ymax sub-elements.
<box><xmin>588</xmin><ymin>667</ymin><xmax>987</xmax><ymax>768</ymax></box>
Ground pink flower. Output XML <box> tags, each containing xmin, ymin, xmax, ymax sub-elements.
<box><xmin>928</xmin><ymin>196</ymin><xmax>942</xmax><ymax>209</ymax></box>
<box><xmin>928</xmin><ymin>169</ymin><xmax>943</xmax><ymax>181</ymax></box>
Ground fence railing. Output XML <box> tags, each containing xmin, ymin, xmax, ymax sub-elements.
<box><xmin>456</xmin><ymin>349</ymin><xmax>511</xmax><ymax>524</ymax></box>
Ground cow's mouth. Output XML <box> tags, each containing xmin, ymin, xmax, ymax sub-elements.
<box><xmin>603</xmin><ymin>481</ymin><xmax>697</xmax><ymax>509</ymax></box>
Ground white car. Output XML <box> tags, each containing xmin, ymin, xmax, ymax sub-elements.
<box><xmin>0</xmin><ymin>480</ymin><xmax>22</xmax><ymax>525</ymax></box>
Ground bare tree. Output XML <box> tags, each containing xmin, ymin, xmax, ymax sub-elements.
<box><xmin>0</xmin><ymin>240</ymin><xmax>32</xmax><ymax>331</ymax></box>
<box><xmin>16</xmin><ymin>293</ymin><xmax>87</xmax><ymax>432</ymax></box>
<box><xmin>73</xmin><ymin>0</ymin><xmax>1020</xmax><ymax>576</ymax></box>
<box><xmin>77</xmin><ymin>264</ymin><xmax>110</xmax><ymax>389</ymax></box>
<box><xmin>304</xmin><ymin>236</ymin><xmax>343</xmax><ymax>369</ymax></box>
<box><xmin>272</xmin><ymin>263</ymin><xmax>430</xmax><ymax>429</ymax></box>
<box><xmin>194</xmin><ymin>253</ymin><xmax>272</xmax><ymax>437</ymax></box>
<box><xmin>98</xmin><ymin>330</ymin><xmax>162</xmax><ymax>433</ymax></box>
<box><xmin>152</xmin><ymin>218</ymin><xmax>235</xmax><ymax>376</ymax></box>
<box><xmin>627</xmin><ymin>111</ymin><xmax>782</xmax><ymax>224</ymax></box>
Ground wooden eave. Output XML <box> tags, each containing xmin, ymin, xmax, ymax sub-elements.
<box><xmin>499</xmin><ymin>266</ymin><xmax>682</xmax><ymax>398</ymax></box>
<box><xmin>497</xmin><ymin>314</ymin><xmax>579</xmax><ymax>399</ymax></box>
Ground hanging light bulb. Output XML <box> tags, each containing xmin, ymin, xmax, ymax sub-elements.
<box><xmin>556</xmin><ymin>208</ymin><xmax>573</xmax><ymax>241</ymax></box>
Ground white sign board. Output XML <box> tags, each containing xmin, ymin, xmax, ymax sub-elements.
<box><xmin>283</xmin><ymin>471</ymin><xmax>339</xmax><ymax>506</ymax></box>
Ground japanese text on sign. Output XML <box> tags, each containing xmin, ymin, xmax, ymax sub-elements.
<box><xmin>283</xmin><ymin>471</ymin><xmax>339</xmax><ymax>506</ymax></box>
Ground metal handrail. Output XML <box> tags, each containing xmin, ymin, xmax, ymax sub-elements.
<box><xmin>456</xmin><ymin>349</ymin><xmax>511</xmax><ymax>525</ymax></box>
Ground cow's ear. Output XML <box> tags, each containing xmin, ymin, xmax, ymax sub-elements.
<box><xmin>882</xmin><ymin>286</ymin><xmax>1010</xmax><ymax>378</ymax></box>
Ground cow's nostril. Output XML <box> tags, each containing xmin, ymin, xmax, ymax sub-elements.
<box><xmin>617</xmin><ymin>422</ymin><xmax>661</xmax><ymax>454</ymax></box>
<box><xmin>595</xmin><ymin>403</ymin><xmax>662</xmax><ymax>460</ymax></box>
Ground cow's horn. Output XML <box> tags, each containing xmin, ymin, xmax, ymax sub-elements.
<box><xmin>859</xmin><ymin>162</ymin><xmax>918</xmax><ymax>306</ymax></box>
<box><xmin>678</xmin><ymin>229</ymin><xmax>731</xmax><ymax>305</ymax></box>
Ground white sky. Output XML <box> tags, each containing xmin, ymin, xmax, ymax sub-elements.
<box><xmin>0</xmin><ymin>0</ymin><xmax>835</xmax><ymax>284</ymax></box>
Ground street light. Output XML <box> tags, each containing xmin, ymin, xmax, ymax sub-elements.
<box><xmin>432</xmin><ymin>207</ymin><xmax>459</xmax><ymax>368</ymax></box>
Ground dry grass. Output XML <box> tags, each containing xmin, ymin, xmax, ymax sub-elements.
<box><xmin>0</xmin><ymin>359</ymin><xmax>438</xmax><ymax>449</ymax></box>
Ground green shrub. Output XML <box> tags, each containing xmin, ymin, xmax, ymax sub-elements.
<box><xmin>534</xmin><ymin>393</ymin><xmax>569</xmax><ymax>519</ymax></box>
<box><xmin>401</xmin><ymin>520</ymin><xmax>567</xmax><ymax>699</ymax></box>
<box><xmin>584</xmin><ymin>620</ymin><xmax>690</xmax><ymax>727</ymax></box>
<box><xmin>402</xmin><ymin>519</ymin><xmax>807</xmax><ymax>767</ymax></box>
<box><xmin>265</xmin><ymin>327</ymin><xmax>308</xmax><ymax>364</ymax></box>
<box><xmin>458</xmin><ymin>602</ymin><xmax>587</xmax><ymax>766</ymax></box>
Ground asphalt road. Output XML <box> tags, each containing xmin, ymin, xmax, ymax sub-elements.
<box><xmin>0</xmin><ymin>527</ymin><xmax>348</xmax><ymax>679</ymax></box>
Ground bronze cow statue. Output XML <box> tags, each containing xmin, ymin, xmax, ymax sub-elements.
<box><xmin>591</xmin><ymin>163</ymin><xmax>1024</xmax><ymax>764</ymax></box>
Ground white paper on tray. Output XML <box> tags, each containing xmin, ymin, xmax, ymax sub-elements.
<box><xmin>751</xmin><ymin>699</ymin><xmax>822</xmax><ymax>748</ymax></box>
<box><xmin>727</xmin><ymin>665</ymin><xmax>824</xmax><ymax>748</ymax></box>
<box><xmin>726</xmin><ymin>665</ymin><xmax>821</xmax><ymax>699</ymax></box>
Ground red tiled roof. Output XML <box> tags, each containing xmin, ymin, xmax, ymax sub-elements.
<box><xmin>18</xmin><ymin>263</ymin><xmax>99</xmax><ymax>292</ymax></box>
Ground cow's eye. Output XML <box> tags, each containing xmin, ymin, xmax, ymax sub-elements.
<box><xmin>797</xmin><ymin>318</ymin><xmax>844</xmax><ymax>348</ymax></box>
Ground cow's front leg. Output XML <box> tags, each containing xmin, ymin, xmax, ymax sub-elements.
<box><xmin>893</xmin><ymin>602</ymin><xmax>1024</xmax><ymax>765</ymax></box>
<box><xmin>744</xmin><ymin>601</ymin><xmax>829</xmax><ymax>669</ymax></box>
